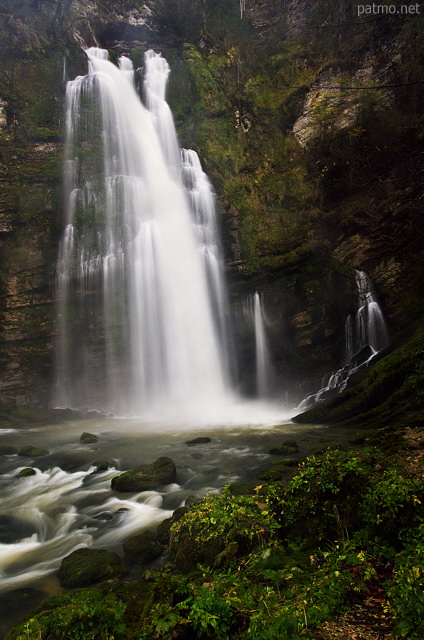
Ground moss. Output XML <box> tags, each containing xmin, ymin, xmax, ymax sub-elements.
<box><xmin>111</xmin><ymin>457</ymin><xmax>177</xmax><ymax>492</ymax></box>
<box><xmin>17</xmin><ymin>446</ymin><xmax>49</xmax><ymax>457</ymax></box>
<box><xmin>0</xmin><ymin>445</ymin><xmax>18</xmax><ymax>455</ymax></box>
<box><xmin>293</xmin><ymin>326</ymin><xmax>424</xmax><ymax>429</ymax></box>
<box><xmin>57</xmin><ymin>548</ymin><xmax>127</xmax><ymax>588</ymax></box>
<box><xmin>123</xmin><ymin>531</ymin><xmax>162</xmax><ymax>564</ymax></box>
<box><xmin>80</xmin><ymin>432</ymin><xmax>98</xmax><ymax>444</ymax></box>
<box><xmin>17</xmin><ymin>467</ymin><xmax>36</xmax><ymax>477</ymax></box>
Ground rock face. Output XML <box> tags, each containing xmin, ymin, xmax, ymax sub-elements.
<box><xmin>57</xmin><ymin>548</ymin><xmax>126</xmax><ymax>587</ymax></box>
<box><xmin>111</xmin><ymin>457</ymin><xmax>177</xmax><ymax>492</ymax></box>
<box><xmin>123</xmin><ymin>531</ymin><xmax>162</xmax><ymax>563</ymax></box>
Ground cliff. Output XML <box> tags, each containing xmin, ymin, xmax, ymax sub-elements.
<box><xmin>0</xmin><ymin>0</ymin><xmax>422</xmax><ymax>407</ymax></box>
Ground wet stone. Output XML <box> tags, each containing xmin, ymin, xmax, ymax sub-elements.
<box><xmin>186</xmin><ymin>437</ymin><xmax>212</xmax><ymax>446</ymax></box>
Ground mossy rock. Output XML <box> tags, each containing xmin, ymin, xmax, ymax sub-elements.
<box><xmin>0</xmin><ymin>445</ymin><xmax>17</xmax><ymax>455</ymax></box>
<box><xmin>17</xmin><ymin>446</ymin><xmax>49</xmax><ymax>457</ymax></box>
<box><xmin>57</xmin><ymin>548</ymin><xmax>126</xmax><ymax>588</ymax></box>
<box><xmin>17</xmin><ymin>467</ymin><xmax>36</xmax><ymax>477</ymax></box>
<box><xmin>282</xmin><ymin>439</ymin><xmax>300</xmax><ymax>451</ymax></box>
<box><xmin>279</xmin><ymin>457</ymin><xmax>300</xmax><ymax>467</ymax></box>
<box><xmin>123</xmin><ymin>531</ymin><xmax>162</xmax><ymax>564</ymax></box>
<box><xmin>259</xmin><ymin>466</ymin><xmax>286</xmax><ymax>481</ymax></box>
<box><xmin>269</xmin><ymin>445</ymin><xmax>299</xmax><ymax>455</ymax></box>
<box><xmin>348</xmin><ymin>433</ymin><xmax>367</xmax><ymax>445</ymax></box>
<box><xmin>156</xmin><ymin>506</ymin><xmax>189</xmax><ymax>545</ymax></box>
<box><xmin>111</xmin><ymin>457</ymin><xmax>177</xmax><ymax>492</ymax></box>
<box><xmin>228</xmin><ymin>482</ymin><xmax>257</xmax><ymax>496</ymax></box>
<box><xmin>80</xmin><ymin>432</ymin><xmax>98</xmax><ymax>444</ymax></box>
<box><xmin>185</xmin><ymin>437</ymin><xmax>212</xmax><ymax>446</ymax></box>
<box><xmin>91</xmin><ymin>459</ymin><xmax>112</xmax><ymax>472</ymax></box>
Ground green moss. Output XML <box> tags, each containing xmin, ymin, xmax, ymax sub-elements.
<box><xmin>17</xmin><ymin>446</ymin><xmax>49</xmax><ymax>457</ymax></box>
<box><xmin>294</xmin><ymin>326</ymin><xmax>424</xmax><ymax>429</ymax></box>
<box><xmin>58</xmin><ymin>548</ymin><xmax>127</xmax><ymax>588</ymax></box>
<box><xmin>111</xmin><ymin>457</ymin><xmax>177</xmax><ymax>492</ymax></box>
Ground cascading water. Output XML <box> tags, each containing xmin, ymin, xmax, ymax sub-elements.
<box><xmin>298</xmin><ymin>270</ymin><xmax>389</xmax><ymax>411</ymax></box>
<box><xmin>55</xmin><ymin>48</ymin><xmax>231</xmax><ymax>418</ymax></box>
<box><xmin>243</xmin><ymin>292</ymin><xmax>273</xmax><ymax>397</ymax></box>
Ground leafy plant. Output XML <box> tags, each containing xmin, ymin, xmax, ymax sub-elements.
<box><xmin>387</xmin><ymin>525</ymin><xmax>424</xmax><ymax>639</ymax></box>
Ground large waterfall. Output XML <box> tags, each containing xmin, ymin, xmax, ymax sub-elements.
<box><xmin>55</xmin><ymin>48</ymin><xmax>231</xmax><ymax>419</ymax></box>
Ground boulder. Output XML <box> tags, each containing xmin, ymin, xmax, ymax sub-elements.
<box><xmin>57</xmin><ymin>548</ymin><xmax>126</xmax><ymax>588</ymax></box>
<box><xmin>91</xmin><ymin>459</ymin><xmax>112</xmax><ymax>472</ymax></box>
<box><xmin>18</xmin><ymin>446</ymin><xmax>49</xmax><ymax>457</ymax></box>
<box><xmin>268</xmin><ymin>445</ymin><xmax>299</xmax><ymax>456</ymax></box>
<box><xmin>0</xmin><ymin>445</ymin><xmax>17</xmax><ymax>455</ymax></box>
<box><xmin>80</xmin><ymin>432</ymin><xmax>98</xmax><ymax>444</ymax></box>
<box><xmin>123</xmin><ymin>531</ymin><xmax>162</xmax><ymax>564</ymax></box>
<box><xmin>111</xmin><ymin>457</ymin><xmax>177</xmax><ymax>492</ymax></box>
<box><xmin>185</xmin><ymin>437</ymin><xmax>212</xmax><ymax>446</ymax></box>
<box><xmin>156</xmin><ymin>506</ymin><xmax>189</xmax><ymax>545</ymax></box>
<box><xmin>17</xmin><ymin>467</ymin><xmax>37</xmax><ymax>477</ymax></box>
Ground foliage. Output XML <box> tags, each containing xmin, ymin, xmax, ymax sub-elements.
<box><xmin>170</xmin><ymin>485</ymin><xmax>280</xmax><ymax>570</ymax></box>
<box><xmin>361</xmin><ymin>468</ymin><xmax>424</xmax><ymax>535</ymax></box>
<box><xmin>6</xmin><ymin>590</ymin><xmax>126</xmax><ymax>640</ymax></box>
<box><xmin>387</xmin><ymin>525</ymin><xmax>424</xmax><ymax>639</ymax></box>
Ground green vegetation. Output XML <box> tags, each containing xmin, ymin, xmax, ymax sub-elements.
<box><xmin>6</xmin><ymin>444</ymin><xmax>423</xmax><ymax>639</ymax></box>
<box><xmin>294</xmin><ymin>327</ymin><xmax>424</xmax><ymax>429</ymax></box>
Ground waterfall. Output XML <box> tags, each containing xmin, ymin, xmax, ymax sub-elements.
<box><xmin>55</xmin><ymin>48</ymin><xmax>231</xmax><ymax>418</ymax></box>
<box><xmin>297</xmin><ymin>270</ymin><xmax>389</xmax><ymax>411</ymax></box>
<box><xmin>354</xmin><ymin>270</ymin><xmax>389</xmax><ymax>355</ymax></box>
<box><xmin>244</xmin><ymin>292</ymin><xmax>273</xmax><ymax>397</ymax></box>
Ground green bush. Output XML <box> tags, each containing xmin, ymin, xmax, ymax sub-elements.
<box><xmin>6</xmin><ymin>590</ymin><xmax>126</xmax><ymax>640</ymax></box>
<box><xmin>388</xmin><ymin>525</ymin><xmax>424</xmax><ymax>639</ymax></box>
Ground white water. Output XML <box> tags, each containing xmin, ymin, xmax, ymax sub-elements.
<box><xmin>298</xmin><ymin>270</ymin><xmax>389</xmax><ymax>411</ymax></box>
<box><xmin>244</xmin><ymin>292</ymin><xmax>273</xmax><ymax>397</ymax></box>
<box><xmin>0</xmin><ymin>416</ymin><xmax>320</xmax><ymax>598</ymax></box>
<box><xmin>55</xmin><ymin>48</ymin><xmax>236</xmax><ymax>420</ymax></box>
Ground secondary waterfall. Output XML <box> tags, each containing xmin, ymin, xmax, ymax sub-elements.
<box><xmin>55</xmin><ymin>48</ymin><xmax>231</xmax><ymax>418</ymax></box>
<box><xmin>244</xmin><ymin>292</ymin><xmax>273</xmax><ymax>397</ymax></box>
<box><xmin>298</xmin><ymin>270</ymin><xmax>389</xmax><ymax>411</ymax></box>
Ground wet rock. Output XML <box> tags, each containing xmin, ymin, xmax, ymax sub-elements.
<box><xmin>111</xmin><ymin>457</ymin><xmax>177</xmax><ymax>492</ymax></box>
<box><xmin>269</xmin><ymin>444</ymin><xmax>299</xmax><ymax>455</ymax></box>
<box><xmin>0</xmin><ymin>515</ymin><xmax>37</xmax><ymax>543</ymax></box>
<box><xmin>156</xmin><ymin>506</ymin><xmax>188</xmax><ymax>545</ymax></box>
<box><xmin>80</xmin><ymin>432</ymin><xmax>98</xmax><ymax>444</ymax></box>
<box><xmin>350</xmin><ymin>344</ymin><xmax>375</xmax><ymax>368</ymax></box>
<box><xmin>17</xmin><ymin>446</ymin><xmax>49</xmax><ymax>457</ymax></box>
<box><xmin>123</xmin><ymin>531</ymin><xmax>162</xmax><ymax>563</ymax></box>
<box><xmin>282</xmin><ymin>439</ymin><xmax>300</xmax><ymax>451</ymax></box>
<box><xmin>17</xmin><ymin>467</ymin><xmax>37</xmax><ymax>477</ymax></box>
<box><xmin>228</xmin><ymin>482</ymin><xmax>257</xmax><ymax>496</ymax></box>
<box><xmin>279</xmin><ymin>457</ymin><xmax>300</xmax><ymax>467</ymax></box>
<box><xmin>0</xmin><ymin>445</ymin><xmax>17</xmax><ymax>455</ymax></box>
<box><xmin>91</xmin><ymin>459</ymin><xmax>112</xmax><ymax>472</ymax></box>
<box><xmin>185</xmin><ymin>437</ymin><xmax>212</xmax><ymax>446</ymax></box>
<box><xmin>348</xmin><ymin>433</ymin><xmax>367</xmax><ymax>445</ymax></box>
<box><xmin>58</xmin><ymin>548</ymin><xmax>126</xmax><ymax>588</ymax></box>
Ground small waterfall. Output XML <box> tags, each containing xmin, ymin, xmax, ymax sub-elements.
<box><xmin>54</xmin><ymin>48</ymin><xmax>231</xmax><ymax>418</ymax></box>
<box><xmin>354</xmin><ymin>270</ymin><xmax>389</xmax><ymax>354</ymax></box>
<box><xmin>298</xmin><ymin>270</ymin><xmax>389</xmax><ymax>411</ymax></box>
<box><xmin>244</xmin><ymin>292</ymin><xmax>273</xmax><ymax>397</ymax></box>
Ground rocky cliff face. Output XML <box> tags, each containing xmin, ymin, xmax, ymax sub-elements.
<box><xmin>0</xmin><ymin>0</ymin><xmax>422</xmax><ymax>406</ymax></box>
